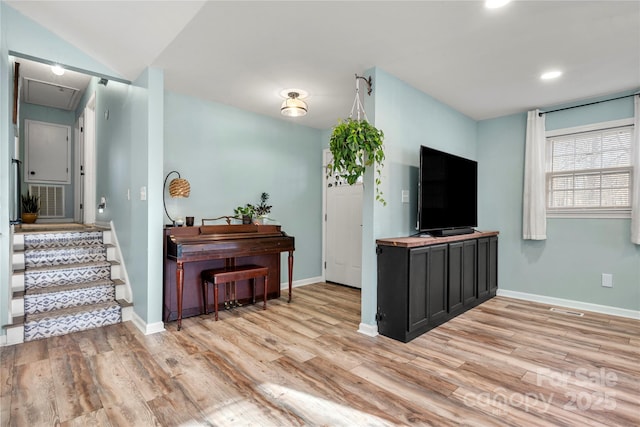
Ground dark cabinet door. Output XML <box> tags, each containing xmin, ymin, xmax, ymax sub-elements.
<box><xmin>477</xmin><ymin>238</ymin><xmax>489</xmax><ymax>299</ymax></box>
<box><xmin>427</xmin><ymin>244</ymin><xmax>448</xmax><ymax>324</ymax></box>
<box><xmin>462</xmin><ymin>240</ymin><xmax>478</xmax><ymax>306</ymax></box>
<box><xmin>448</xmin><ymin>242</ymin><xmax>464</xmax><ymax>314</ymax></box>
<box><xmin>408</xmin><ymin>244</ymin><xmax>448</xmax><ymax>331</ymax></box>
<box><xmin>489</xmin><ymin>236</ymin><xmax>498</xmax><ymax>293</ymax></box>
<box><xmin>408</xmin><ymin>247</ymin><xmax>430</xmax><ymax>332</ymax></box>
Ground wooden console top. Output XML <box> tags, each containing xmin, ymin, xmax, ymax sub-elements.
<box><xmin>376</xmin><ymin>230</ymin><xmax>499</xmax><ymax>248</ymax></box>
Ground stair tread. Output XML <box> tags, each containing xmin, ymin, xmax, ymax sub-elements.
<box><xmin>25</xmin><ymin>244</ymin><xmax>107</xmax><ymax>253</ymax></box>
<box><xmin>117</xmin><ymin>299</ymin><xmax>133</xmax><ymax>307</ymax></box>
<box><xmin>25</xmin><ymin>279</ymin><xmax>115</xmax><ymax>296</ymax></box>
<box><xmin>24</xmin><ymin>260</ymin><xmax>112</xmax><ymax>273</ymax></box>
<box><xmin>26</xmin><ymin>301</ymin><xmax>120</xmax><ymax>323</ymax></box>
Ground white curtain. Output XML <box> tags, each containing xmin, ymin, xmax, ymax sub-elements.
<box><xmin>631</xmin><ymin>95</ymin><xmax>640</xmax><ymax>245</ymax></box>
<box><xmin>523</xmin><ymin>109</ymin><xmax>547</xmax><ymax>240</ymax></box>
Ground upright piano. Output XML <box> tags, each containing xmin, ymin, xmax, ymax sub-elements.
<box><xmin>164</xmin><ymin>224</ymin><xmax>295</xmax><ymax>329</ymax></box>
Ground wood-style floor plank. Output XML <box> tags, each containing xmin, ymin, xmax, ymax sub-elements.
<box><xmin>4</xmin><ymin>284</ymin><xmax>640</xmax><ymax>426</ymax></box>
<box><xmin>48</xmin><ymin>342</ymin><xmax>102</xmax><ymax>422</ymax></box>
<box><xmin>10</xmin><ymin>359</ymin><xmax>59</xmax><ymax>426</ymax></box>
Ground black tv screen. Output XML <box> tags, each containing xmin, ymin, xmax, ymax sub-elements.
<box><xmin>418</xmin><ymin>146</ymin><xmax>477</xmax><ymax>234</ymax></box>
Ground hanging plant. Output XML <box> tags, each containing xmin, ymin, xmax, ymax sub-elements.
<box><xmin>327</xmin><ymin>75</ymin><xmax>386</xmax><ymax>205</ymax></box>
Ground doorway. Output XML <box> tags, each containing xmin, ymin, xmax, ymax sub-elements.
<box><xmin>12</xmin><ymin>55</ymin><xmax>96</xmax><ymax>225</ymax></box>
<box><xmin>323</xmin><ymin>149</ymin><xmax>363</xmax><ymax>288</ymax></box>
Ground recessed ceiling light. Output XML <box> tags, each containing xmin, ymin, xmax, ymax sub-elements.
<box><xmin>540</xmin><ymin>70</ymin><xmax>563</xmax><ymax>80</ymax></box>
<box><xmin>485</xmin><ymin>0</ymin><xmax>511</xmax><ymax>9</ymax></box>
<box><xmin>51</xmin><ymin>64</ymin><xmax>65</xmax><ymax>76</ymax></box>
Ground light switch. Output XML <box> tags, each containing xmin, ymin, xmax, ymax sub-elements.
<box><xmin>401</xmin><ymin>190</ymin><xmax>409</xmax><ymax>204</ymax></box>
<box><xmin>140</xmin><ymin>186</ymin><xmax>147</xmax><ymax>201</ymax></box>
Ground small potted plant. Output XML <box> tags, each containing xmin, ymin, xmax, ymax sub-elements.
<box><xmin>254</xmin><ymin>192</ymin><xmax>272</xmax><ymax>223</ymax></box>
<box><xmin>234</xmin><ymin>204</ymin><xmax>255</xmax><ymax>224</ymax></box>
<box><xmin>21</xmin><ymin>191</ymin><xmax>40</xmax><ymax>224</ymax></box>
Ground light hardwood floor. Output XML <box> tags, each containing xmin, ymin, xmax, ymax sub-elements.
<box><xmin>1</xmin><ymin>283</ymin><xmax>639</xmax><ymax>426</ymax></box>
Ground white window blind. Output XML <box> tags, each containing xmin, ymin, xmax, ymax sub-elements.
<box><xmin>546</xmin><ymin>125</ymin><xmax>633</xmax><ymax>215</ymax></box>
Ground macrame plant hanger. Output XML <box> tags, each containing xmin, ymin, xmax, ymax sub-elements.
<box><xmin>349</xmin><ymin>74</ymin><xmax>373</xmax><ymax>122</ymax></box>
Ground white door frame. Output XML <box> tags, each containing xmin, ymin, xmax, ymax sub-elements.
<box><xmin>73</xmin><ymin>114</ymin><xmax>84</xmax><ymax>222</ymax></box>
<box><xmin>322</xmin><ymin>149</ymin><xmax>329</xmax><ymax>282</ymax></box>
<box><xmin>83</xmin><ymin>93</ymin><xmax>97</xmax><ymax>224</ymax></box>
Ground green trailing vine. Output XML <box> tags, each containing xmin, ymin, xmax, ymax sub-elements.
<box><xmin>328</xmin><ymin>118</ymin><xmax>386</xmax><ymax>205</ymax></box>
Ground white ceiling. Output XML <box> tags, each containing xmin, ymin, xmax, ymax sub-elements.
<box><xmin>7</xmin><ymin>1</ymin><xmax>640</xmax><ymax>130</ymax></box>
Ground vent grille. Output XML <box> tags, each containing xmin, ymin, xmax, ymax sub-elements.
<box><xmin>29</xmin><ymin>185</ymin><xmax>65</xmax><ymax>218</ymax></box>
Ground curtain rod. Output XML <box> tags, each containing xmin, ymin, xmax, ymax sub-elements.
<box><xmin>539</xmin><ymin>92</ymin><xmax>639</xmax><ymax>116</ymax></box>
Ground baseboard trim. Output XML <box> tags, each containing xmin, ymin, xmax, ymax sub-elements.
<box><xmin>357</xmin><ymin>322</ymin><xmax>379</xmax><ymax>337</ymax></box>
<box><xmin>280</xmin><ymin>276</ymin><xmax>324</xmax><ymax>290</ymax></box>
<box><xmin>497</xmin><ymin>289</ymin><xmax>640</xmax><ymax>320</ymax></box>
<box><xmin>130</xmin><ymin>311</ymin><xmax>166</xmax><ymax>335</ymax></box>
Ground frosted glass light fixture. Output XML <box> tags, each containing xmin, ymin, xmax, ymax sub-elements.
<box><xmin>281</xmin><ymin>91</ymin><xmax>308</xmax><ymax>117</ymax></box>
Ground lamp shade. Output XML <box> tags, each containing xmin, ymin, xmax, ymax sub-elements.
<box><xmin>281</xmin><ymin>92</ymin><xmax>307</xmax><ymax>117</ymax></box>
<box><xmin>168</xmin><ymin>178</ymin><xmax>190</xmax><ymax>198</ymax></box>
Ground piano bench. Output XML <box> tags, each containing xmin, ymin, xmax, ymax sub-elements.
<box><xmin>201</xmin><ymin>264</ymin><xmax>269</xmax><ymax>321</ymax></box>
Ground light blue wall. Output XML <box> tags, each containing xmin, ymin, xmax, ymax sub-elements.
<box><xmin>477</xmin><ymin>93</ymin><xmax>640</xmax><ymax>311</ymax></box>
<box><xmin>360</xmin><ymin>67</ymin><xmax>478</xmax><ymax>326</ymax></box>
<box><xmin>95</xmin><ymin>68</ymin><xmax>164</xmax><ymax>325</ymax></box>
<box><xmin>19</xmin><ymin>103</ymin><xmax>76</xmax><ymax>217</ymax></box>
<box><xmin>164</xmin><ymin>91</ymin><xmax>324</xmax><ymax>282</ymax></box>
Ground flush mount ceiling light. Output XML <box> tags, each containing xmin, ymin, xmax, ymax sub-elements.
<box><xmin>485</xmin><ymin>0</ymin><xmax>511</xmax><ymax>8</ymax></box>
<box><xmin>280</xmin><ymin>89</ymin><xmax>308</xmax><ymax>117</ymax></box>
<box><xmin>541</xmin><ymin>70</ymin><xmax>563</xmax><ymax>80</ymax></box>
<box><xmin>51</xmin><ymin>64</ymin><xmax>65</xmax><ymax>76</ymax></box>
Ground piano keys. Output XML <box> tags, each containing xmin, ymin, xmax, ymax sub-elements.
<box><xmin>164</xmin><ymin>224</ymin><xmax>295</xmax><ymax>330</ymax></box>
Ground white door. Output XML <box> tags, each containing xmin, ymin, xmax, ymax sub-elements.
<box><xmin>25</xmin><ymin>120</ymin><xmax>71</xmax><ymax>184</ymax></box>
<box><xmin>325</xmin><ymin>150</ymin><xmax>363</xmax><ymax>288</ymax></box>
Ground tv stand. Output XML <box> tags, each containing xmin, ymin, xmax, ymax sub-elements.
<box><xmin>376</xmin><ymin>231</ymin><xmax>498</xmax><ymax>342</ymax></box>
<box><xmin>431</xmin><ymin>227</ymin><xmax>475</xmax><ymax>237</ymax></box>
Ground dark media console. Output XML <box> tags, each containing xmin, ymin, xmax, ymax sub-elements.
<box><xmin>376</xmin><ymin>231</ymin><xmax>498</xmax><ymax>343</ymax></box>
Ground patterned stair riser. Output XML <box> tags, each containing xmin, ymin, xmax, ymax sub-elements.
<box><xmin>24</xmin><ymin>263</ymin><xmax>112</xmax><ymax>289</ymax></box>
<box><xmin>23</xmin><ymin>231</ymin><xmax>104</xmax><ymax>249</ymax></box>
<box><xmin>24</xmin><ymin>246</ymin><xmax>107</xmax><ymax>268</ymax></box>
<box><xmin>25</xmin><ymin>284</ymin><xmax>115</xmax><ymax>314</ymax></box>
<box><xmin>24</xmin><ymin>304</ymin><xmax>121</xmax><ymax>341</ymax></box>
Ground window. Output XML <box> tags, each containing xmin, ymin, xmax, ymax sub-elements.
<box><xmin>546</xmin><ymin>119</ymin><xmax>634</xmax><ymax>217</ymax></box>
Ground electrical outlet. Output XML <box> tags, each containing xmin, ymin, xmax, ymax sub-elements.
<box><xmin>601</xmin><ymin>273</ymin><xmax>613</xmax><ymax>288</ymax></box>
<box><xmin>401</xmin><ymin>190</ymin><xmax>409</xmax><ymax>204</ymax></box>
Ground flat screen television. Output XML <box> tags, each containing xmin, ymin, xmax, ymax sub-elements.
<box><xmin>418</xmin><ymin>145</ymin><xmax>477</xmax><ymax>236</ymax></box>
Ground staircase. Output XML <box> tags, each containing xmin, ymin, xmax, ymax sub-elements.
<box><xmin>7</xmin><ymin>225</ymin><xmax>132</xmax><ymax>344</ymax></box>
